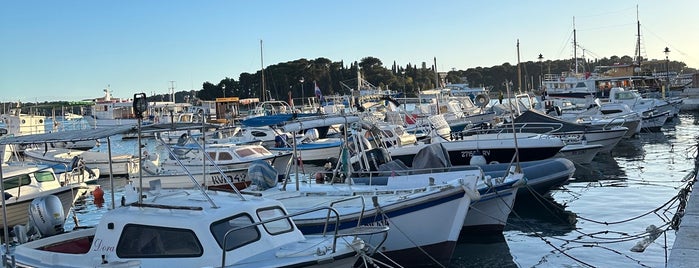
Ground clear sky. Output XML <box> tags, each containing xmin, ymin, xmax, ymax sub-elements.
<box><xmin>1</xmin><ymin>0</ymin><xmax>697</xmax><ymax>102</ymax></box>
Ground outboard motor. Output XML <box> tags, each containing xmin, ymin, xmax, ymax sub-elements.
<box><xmin>28</xmin><ymin>195</ymin><xmax>65</xmax><ymax>237</ymax></box>
<box><xmin>248</xmin><ymin>160</ymin><xmax>278</xmax><ymax>190</ymax></box>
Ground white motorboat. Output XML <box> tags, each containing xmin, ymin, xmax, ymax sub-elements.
<box><xmin>560</xmin><ymin>102</ymin><xmax>642</xmax><ymax>138</ymax></box>
<box><xmin>23</xmin><ymin>147</ymin><xmax>139</xmax><ymax>177</ymax></box>
<box><xmin>268</xmin><ymin>129</ymin><xmax>342</xmax><ymax>165</ymax></box>
<box><xmin>0</xmin><ymin>164</ymin><xmax>89</xmax><ymax>230</ymax></box>
<box><xmin>1</xmin><ymin>181</ymin><xmax>379</xmax><ymax>267</ymax></box>
<box><xmin>512</xmin><ymin>110</ymin><xmax>627</xmax><ymax>153</ymax></box>
<box><xmin>157</xmin><ymin>142</ymin><xmax>293</xmax><ymax>180</ymax></box>
<box><xmin>555</xmin><ymin>143</ymin><xmax>605</xmax><ymax>164</ymax></box>
<box><xmin>246</xmin><ymin>160</ymin><xmax>482</xmax><ymax>267</ymax></box>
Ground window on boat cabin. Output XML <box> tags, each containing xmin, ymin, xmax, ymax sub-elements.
<box><xmin>2</xmin><ymin>174</ymin><xmax>31</xmax><ymax>190</ymax></box>
<box><xmin>256</xmin><ymin>206</ymin><xmax>294</xmax><ymax>235</ymax></box>
<box><xmin>34</xmin><ymin>171</ymin><xmax>56</xmax><ymax>183</ymax></box>
<box><xmin>615</xmin><ymin>92</ymin><xmax>635</xmax><ymax>100</ymax></box>
<box><xmin>116</xmin><ymin>224</ymin><xmax>203</xmax><ymax>258</ymax></box>
<box><xmin>251</xmin><ymin>131</ymin><xmax>267</xmax><ymax>137</ymax></box>
<box><xmin>234</xmin><ymin>148</ymin><xmax>256</xmax><ymax>158</ymax></box>
<box><xmin>252</xmin><ymin>147</ymin><xmax>270</xmax><ymax>155</ymax></box>
<box><xmin>210</xmin><ymin>213</ymin><xmax>260</xmax><ymax>251</ymax></box>
<box><xmin>576</xmin><ymin>82</ymin><xmax>586</xmax><ymax>88</ymax></box>
<box><xmin>218</xmin><ymin>152</ymin><xmax>233</xmax><ymax>161</ymax></box>
<box><xmin>207</xmin><ymin>152</ymin><xmax>218</xmax><ymax>161</ymax></box>
<box><xmin>601</xmin><ymin>109</ymin><xmax>624</xmax><ymax>115</ymax></box>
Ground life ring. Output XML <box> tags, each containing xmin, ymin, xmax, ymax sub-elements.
<box><xmin>559</xmin><ymin>76</ymin><xmax>565</xmax><ymax>82</ymax></box>
<box><xmin>474</xmin><ymin>94</ymin><xmax>490</xmax><ymax>108</ymax></box>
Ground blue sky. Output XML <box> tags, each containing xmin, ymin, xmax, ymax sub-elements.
<box><xmin>1</xmin><ymin>0</ymin><xmax>697</xmax><ymax>102</ymax></box>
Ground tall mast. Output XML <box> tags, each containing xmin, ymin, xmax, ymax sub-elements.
<box><xmin>573</xmin><ymin>17</ymin><xmax>578</xmax><ymax>74</ymax></box>
<box><xmin>433</xmin><ymin>57</ymin><xmax>439</xmax><ymax>88</ymax></box>
<box><xmin>517</xmin><ymin>39</ymin><xmax>522</xmax><ymax>93</ymax></box>
<box><xmin>260</xmin><ymin>39</ymin><xmax>266</xmax><ymax>102</ymax></box>
<box><xmin>635</xmin><ymin>5</ymin><xmax>642</xmax><ymax>67</ymax></box>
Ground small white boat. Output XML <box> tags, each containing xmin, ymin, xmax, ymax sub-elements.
<box><xmin>63</xmin><ymin>112</ymin><xmax>83</xmax><ymax>121</ymax></box>
<box><xmin>1</xmin><ymin>181</ymin><xmax>379</xmax><ymax>267</ymax></box>
<box><xmin>47</xmin><ymin>162</ymin><xmax>100</xmax><ymax>185</ymax></box>
<box><xmin>158</xmin><ymin>142</ymin><xmax>293</xmax><ymax>176</ymax></box>
<box><xmin>23</xmin><ymin>147</ymin><xmax>139</xmax><ymax>177</ymax></box>
<box><xmin>139</xmin><ymin>152</ymin><xmax>252</xmax><ymax>190</ymax></box>
<box><xmin>556</xmin><ymin>143</ymin><xmax>605</xmax><ymax>164</ymax></box>
<box><xmin>268</xmin><ymin>129</ymin><xmax>342</xmax><ymax>165</ymax></box>
<box><xmin>0</xmin><ymin>164</ymin><xmax>89</xmax><ymax>230</ymax></box>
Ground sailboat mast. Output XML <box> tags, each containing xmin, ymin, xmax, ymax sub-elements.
<box><xmin>433</xmin><ymin>57</ymin><xmax>439</xmax><ymax>88</ymax></box>
<box><xmin>573</xmin><ymin>17</ymin><xmax>578</xmax><ymax>74</ymax></box>
<box><xmin>517</xmin><ymin>39</ymin><xmax>522</xmax><ymax>93</ymax></box>
<box><xmin>635</xmin><ymin>5</ymin><xmax>642</xmax><ymax>67</ymax></box>
<box><xmin>260</xmin><ymin>40</ymin><xmax>266</xmax><ymax>102</ymax></box>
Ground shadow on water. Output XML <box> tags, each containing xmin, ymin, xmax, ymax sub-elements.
<box><xmin>450</xmin><ymin>233</ymin><xmax>516</xmax><ymax>268</ymax></box>
<box><xmin>611</xmin><ymin>137</ymin><xmax>645</xmax><ymax>160</ymax></box>
<box><xmin>571</xmin><ymin>153</ymin><xmax>625</xmax><ymax>183</ymax></box>
<box><xmin>506</xmin><ymin>193</ymin><xmax>577</xmax><ymax>237</ymax></box>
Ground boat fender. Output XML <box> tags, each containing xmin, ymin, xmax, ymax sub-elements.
<box><xmin>464</xmin><ymin>187</ymin><xmax>481</xmax><ymax>202</ymax></box>
<box><xmin>470</xmin><ymin>151</ymin><xmax>487</xmax><ymax>166</ymax></box>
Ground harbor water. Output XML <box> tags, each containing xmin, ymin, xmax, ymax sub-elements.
<box><xmin>62</xmin><ymin>111</ymin><xmax>699</xmax><ymax>267</ymax></box>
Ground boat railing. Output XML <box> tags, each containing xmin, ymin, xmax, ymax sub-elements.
<box><xmin>220</xmin><ymin>205</ymin><xmax>389</xmax><ymax>266</ymax></box>
<box><xmin>325</xmin><ymin>195</ymin><xmax>366</xmax><ymax>233</ymax></box>
<box><xmin>453</xmin><ymin>123</ymin><xmax>560</xmax><ymax>141</ymax></box>
<box><xmin>458</xmin><ymin>122</ymin><xmax>563</xmax><ymax>137</ymax></box>
<box><xmin>351</xmin><ymin>165</ymin><xmax>483</xmax><ymax>178</ymax></box>
<box><xmin>156</xmin><ymin>140</ymin><xmax>223</xmax><ymax>207</ymax></box>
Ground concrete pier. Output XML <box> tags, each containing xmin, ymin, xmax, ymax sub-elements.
<box><xmin>668</xmin><ymin>171</ymin><xmax>699</xmax><ymax>267</ymax></box>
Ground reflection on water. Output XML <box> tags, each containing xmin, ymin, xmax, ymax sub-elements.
<box><xmin>571</xmin><ymin>153</ymin><xmax>625</xmax><ymax>182</ymax></box>
<box><xmin>507</xmin><ymin>195</ymin><xmax>577</xmax><ymax>237</ymax></box>
<box><xmin>450</xmin><ymin>234</ymin><xmax>516</xmax><ymax>268</ymax></box>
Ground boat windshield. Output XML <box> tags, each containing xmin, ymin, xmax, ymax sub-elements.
<box><xmin>210</xmin><ymin>213</ymin><xmax>260</xmax><ymax>251</ymax></box>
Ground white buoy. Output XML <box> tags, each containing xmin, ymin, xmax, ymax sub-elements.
<box><xmin>470</xmin><ymin>151</ymin><xmax>487</xmax><ymax>166</ymax></box>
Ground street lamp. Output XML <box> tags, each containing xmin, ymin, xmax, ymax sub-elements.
<box><xmin>299</xmin><ymin>77</ymin><xmax>305</xmax><ymax>108</ymax></box>
<box><xmin>664</xmin><ymin>47</ymin><xmax>671</xmax><ymax>96</ymax></box>
<box><xmin>538</xmin><ymin>53</ymin><xmax>544</xmax><ymax>90</ymax></box>
<box><xmin>221</xmin><ymin>84</ymin><xmax>226</xmax><ymax>98</ymax></box>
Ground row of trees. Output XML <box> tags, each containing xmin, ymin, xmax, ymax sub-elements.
<box><xmin>146</xmin><ymin>55</ymin><xmax>695</xmax><ymax>103</ymax></box>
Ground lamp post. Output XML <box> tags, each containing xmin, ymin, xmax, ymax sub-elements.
<box><xmin>537</xmin><ymin>53</ymin><xmax>544</xmax><ymax>90</ymax></box>
<box><xmin>299</xmin><ymin>77</ymin><xmax>305</xmax><ymax>108</ymax></box>
<box><xmin>221</xmin><ymin>84</ymin><xmax>226</xmax><ymax>98</ymax></box>
<box><xmin>664</xmin><ymin>47</ymin><xmax>671</xmax><ymax>97</ymax></box>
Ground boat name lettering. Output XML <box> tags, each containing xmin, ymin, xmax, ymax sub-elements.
<box><xmin>363</xmin><ymin>219</ymin><xmax>390</xmax><ymax>227</ymax></box>
<box><xmin>460</xmin><ymin>150</ymin><xmax>490</xmax><ymax>158</ymax></box>
<box><xmin>555</xmin><ymin>134</ymin><xmax>582</xmax><ymax>142</ymax></box>
<box><xmin>211</xmin><ymin>173</ymin><xmax>247</xmax><ymax>184</ymax></box>
<box><xmin>92</xmin><ymin>238</ymin><xmax>115</xmax><ymax>252</ymax></box>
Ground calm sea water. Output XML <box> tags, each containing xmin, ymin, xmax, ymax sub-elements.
<box><xmin>452</xmin><ymin>111</ymin><xmax>699</xmax><ymax>268</ymax></box>
<box><xmin>61</xmin><ymin>111</ymin><xmax>699</xmax><ymax>268</ymax></box>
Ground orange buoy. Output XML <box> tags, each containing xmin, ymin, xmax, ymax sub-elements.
<box><xmin>93</xmin><ymin>185</ymin><xmax>104</xmax><ymax>199</ymax></box>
